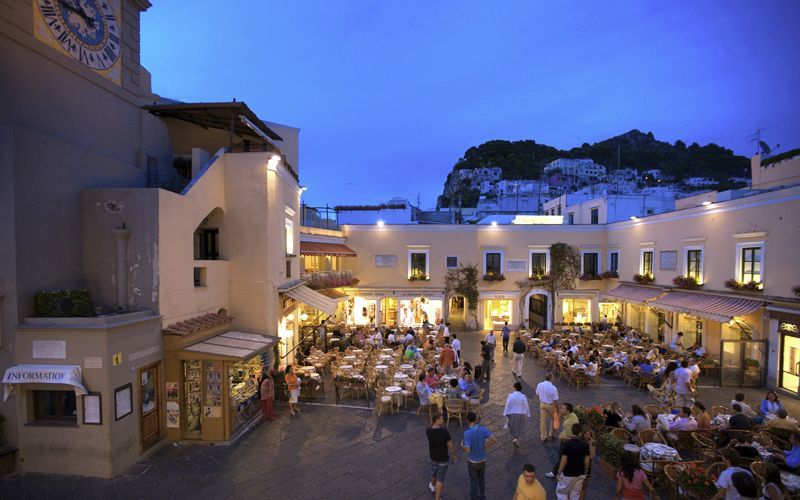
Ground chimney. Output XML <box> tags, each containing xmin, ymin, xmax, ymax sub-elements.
<box><xmin>112</xmin><ymin>223</ymin><xmax>132</xmax><ymax>311</ymax></box>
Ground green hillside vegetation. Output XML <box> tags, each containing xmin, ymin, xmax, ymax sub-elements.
<box><xmin>439</xmin><ymin>129</ymin><xmax>750</xmax><ymax>207</ymax></box>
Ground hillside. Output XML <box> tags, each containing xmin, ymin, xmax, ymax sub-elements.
<box><xmin>438</xmin><ymin>130</ymin><xmax>751</xmax><ymax>207</ymax></box>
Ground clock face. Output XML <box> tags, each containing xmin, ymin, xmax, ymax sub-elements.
<box><xmin>36</xmin><ymin>0</ymin><xmax>120</xmax><ymax>71</ymax></box>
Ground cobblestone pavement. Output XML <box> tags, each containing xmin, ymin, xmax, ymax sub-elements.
<box><xmin>3</xmin><ymin>329</ymin><xmax>796</xmax><ymax>499</ymax></box>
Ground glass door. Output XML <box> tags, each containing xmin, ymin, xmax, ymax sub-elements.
<box><xmin>720</xmin><ymin>339</ymin><xmax>767</xmax><ymax>387</ymax></box>
<box><xmin>780</xmin><ymin>334</ymin><xmax>800</xmax><ymax>393</ymax></box>
<box><xmin>183</xmin><ymin>360</ymin><xmax>203</xmax><ymax>438</ymax></box>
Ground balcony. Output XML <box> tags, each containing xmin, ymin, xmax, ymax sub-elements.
<box><xmin>301</xmin><ymin>271</ymin><xmax>359</xmax><ymax>290</ymax></box>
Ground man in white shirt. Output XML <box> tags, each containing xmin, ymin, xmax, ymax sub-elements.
<box><xmin>387</xmin><ymin>330</ymin><xmax>396</xmax><ymax>346</ymax></box>
<box><xmin>535</xmin><ymin>374</ymin><xmax>559</xmax><ymax>443</ymax></box>
<box><xmin>674</xmin><ymin>360</ymin><xmax>695</xmax><ymax>407</ymax></box>
<box><xmin>451</xmin><ymin>334</ymin><xmax>461</xmax><ymax>366</ymax></box>
<box><xmin>731</xmin><ymin>393</ymin><xmax>758</xmax><ymax>419</ymax></box>
<box><xmin>669</xmin><ymin>332</ymin><xmax>685</xmax><ymax>352</ymax></box>
<box><xmin>486</xmin><ymin>332</ymin><xmax>497</xmax><ymax>361</ymax></box>
<box><xmin>503</xmin><ymin>381</ymin><xmax>531</xmax><ymax>447</ymax></box>
<box><xmin>443</xmin><ymin>322</ymin><xmax>450</xmax><ymax>339</ymax></box>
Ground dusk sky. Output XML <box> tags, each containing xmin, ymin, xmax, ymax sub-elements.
<box><xmin>141</xmin><ymin>1</ymin><xmax>800</xmax><ymax>209</ymax></box>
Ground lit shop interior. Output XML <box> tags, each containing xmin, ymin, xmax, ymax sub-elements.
<box><xmin>483</xmin><ymin>299</ymin><xmax>513</xmax><ymax>331</ymax></box>
<box><xmin>562</xmin><ymin>298</ymin><xmax>591</xmax><ymax>324</ymax></box>
<box><xmin>164</xmin><ymin>330</ymin><xmax>276</xmax><ymax>443</ymax></box>
<box><xmin>341</xmin><ymin>296</ymin><xmax>443</xmax><ymax>327</ymax></box>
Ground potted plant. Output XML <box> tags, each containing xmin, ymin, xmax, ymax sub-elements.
<box><xmin>482</xmin><ymin>274</ymin><xmax>506</xmax><ymax>282</ymax></box>
<box><xmin>676</xmin><ymin>463</ymin><xmax>719</xmax><ymax>498</ymax></box>
<box><xmin>596</xmin><ymin>432</ymin><xmax>625</xmax><ymax>478</ymax></box>
<box><xmin>601</xmin><ymin>270</ymin><xmax>619</xmax><ymax>279</ymax></box>
<box><xmin>633</xmin><ymin>274</ymin><xmax>654</xmax><ymax>284</ymax></box>
<box><xmin>578</xmin><ymin>273</ymin><xmax>602</xmax><ymax>281</ymax></box>
<box><xmin>408</xmin><ymin>273</ymin><xmax>428</xmax><ymax>281</ymax></box>
<box><xmin>724</xmin><ymin>279</ymin><xmax>762</xmax><ymax>292</ymax></box>
<box><xmin>672</xmin><ymin>275</ymin><xmax>701</xmax><ymax>290</ymax></box>
<box><xmin>793</xmin><ymin>285</ymin><xmax>800</xmax><ymax>298</ymax></box>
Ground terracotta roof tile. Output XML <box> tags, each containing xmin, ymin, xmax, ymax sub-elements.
<box><xmin>164</xmin><ymin>313</ymin><xmax>233</xmax><ymax>335</ymax></box>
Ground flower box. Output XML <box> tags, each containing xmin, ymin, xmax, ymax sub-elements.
<box><xmin>601</xmin><ymin>271</ymin><xmax>619</xmax><ymax>279</ymax></box>
<box><xmin>579</xmin><ymin>273</ymin><xmax>603</xmax><ymax>281</ymax></box>
<box><xmin>408</xmin><ymin>274</ymin><xmax>429</xmax><ymax>281</ymax></box>
<box><xmin>482</xmin><ymin>274</ymin><xmax>506</xmax><ymax>282</ymax></box>
<box><xmin>724</xmin><ymin>279</ymin><xmax>762</xmax><ymax>292</ymax></box>
<box><xmin>633</xmin><ymin>274</ymin><xmax>654</xmax><ymax>284</ymax></box>
<box><xmin>672</xmin><ymin>275</ymin><xmax>702</xmax><ymax>290</ymax></box>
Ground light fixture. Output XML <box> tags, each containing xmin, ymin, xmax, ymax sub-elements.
<box><xmin>701</xmin><ymin>201</ymin><xmax>712</xmax><ymax>206</ymax></box>
<box><xmin>266</xmin><ymin>154</ymin><xmax>281</xmax><ymax>171</ymax></box>
<box><xmin>630</xmin><ymin>216</ymin><xmax>638</xmax><ymax>221</ymax></box>
<box><xmin>300</xmin><ymin>186</ymin><xmax>308</xmax><ymax>192</ymax></box>
<box><xmin>377</xmin><ymin>220</ymin><xmax>385</xmax><ymax>227</ymax></box>
<box><xmin>491</xmin><ymin>220</ymin><xmax>498</xmax><ymax>226</ymax></box>
<box><xmin>300</xmin><ymin>312</ymin><xmax>308</xmax><ymax>321</ymax></box>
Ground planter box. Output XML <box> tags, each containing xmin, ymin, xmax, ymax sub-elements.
<box><xmin>598</xmin><ymin>458</ymin><xmax>618</xmax><ymax>479</ymax></box>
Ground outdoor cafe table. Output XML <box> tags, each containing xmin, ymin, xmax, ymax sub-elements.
<box><xmin>781</xmin><ymin>473</ymin><xmax>800</xmax><ymax>493</ymax></box>
<box><xmin>381</xmin><ymin>348</ymin><xmax>394</xmax><ymax>354</ymax></box>
<box><xmin>393</xmin><ymin>373</ymin><xmax>408</xmax><ymax>382</ymax></box>
<box><xmin>385</xmin><ymin>386</ymin><xmax>403</xmax><ymax>410</ymax></box>
<box><xmin>399</xmin><ymin>364</ymin><xmax>414</xmax><ymax>371</ymax></box>
<box><xmin>379</xmin><ymin>355</ymin><xmax>393</xmax><ymax>361</ymax></box>
<box><xmin>375</xmin><ymin>364</ymin><xmax>388</xmax><ymax>373</ymax></box>
<box><xmin>339</xmin><ymin>364</ymin><xmax>353</xmax><ymax>371</ymax></box>
<box><xmin>343</xmin><ymin>355</ymin><xmax>356</xmax><ymax>362</ymax></box>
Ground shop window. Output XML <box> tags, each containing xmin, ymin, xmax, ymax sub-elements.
<box><xmin>284</xmin><ymin>218</ymin><xmax>295</xmax><ymax>256</ymax></box>
<box><xmin>685</xmin><ymin>248</ymin><xmax>703</xmax><ymax>282</ymax></box>
<box><xmin>446</xmin><ymin>256</ymin><xmax>459</xmax><ymax>269</ymax></box>
<box><xmin>194</xmin><ymin>229</ymin><xmax>219</xmax><ymax>260</ymax></box>
<box><xmin>557</xmin><ymin>205</ymin><xmax>562</xmax><ymax>215</ymax></box>
<box><xmin>408</xmin><ymin>250</ymin><xmax>429</xmax><ymax>279</ymax></box>
<box><xmin>562</xmin><ymin>298</ymin><xmax>590</xmax><ymax>324</ymax></box>
<box><xmin>590</xmin><ymin>208</ymin><xmax>599</xmax><ymax>224</ymax></box>
<box><xmin>609</xmin><ymin>252</ymin><xmax>619</xmax><ymax>273</ymax></box>
<box><xmin>739</xmin><ymin>246</ymin><xmax>762</xmax><ymax>284</ymax></box>
<box><xmin>640</xmin><ymin>250</ymin><xmax>654</xmax><ymax>277</ymax></box>
<box><xmin>31</xmin><ymin>390</ymin><xmax>77</xmax><ymax>423</ymax></box>
<box><xmin>193</xmin><ymin>267</ymin><xmax>207</xmax><ymax>287</ymax></box>
<box><xmin>530</xmin><ymin>252</ymin><xmax>548</xmax><ymax>278</ymax></box>
<box><xmin>581</xmin><ymin>252</ymin><xmax>599</xmax><ymax>277</ymax></box>
<box><xmin>483</xmin><ymin>299</ymin><xmax>512</xmax><ymax>330</ymax></box>
<box><xmin>484</xmin><ymin>252</ymin><xmax>502</xmax><ymax>277</ymax></box>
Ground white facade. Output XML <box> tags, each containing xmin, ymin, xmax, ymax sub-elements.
<box><xmin>544</xmin><ymin>158</ymin><xmax>607</xmax><ymax>178</ymax></box>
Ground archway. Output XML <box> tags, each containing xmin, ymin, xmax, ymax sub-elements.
<box><xmin>194</xmin><ymin>207</ymin><xmax>225</xmax><ymax>260</ymax></box>
<box><xmin>523</xmin><ymin>289</ymin><xmax>552</xmax><ymax>330</ymax></box>
<box><xmin>447</xmin><ymin>295</ymin><xmax>466</xmax><ymax>326</ymax></box>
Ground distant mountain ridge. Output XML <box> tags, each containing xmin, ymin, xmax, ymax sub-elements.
<box><xmin>437</xmin><ymin>129</ymin><xmax>750</xmax><ymax>207</ymax></box>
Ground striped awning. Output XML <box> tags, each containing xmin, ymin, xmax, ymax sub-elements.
<box><xmin>184</xmin><ymin>331</ymin><xmax>277</xmax><ymax>360</ymax></box>
<box><xmin>283</xmin><ymin>284</ymin><xmax>339</xmax><ymax>315</ymax></box>
<box><xmin>646</xmin><ymin>290</ymin><xmax>764</xmax><ymax>323</ymax></box>
<box><xmin>300</xmin><ymin>242</ymin><xmax>357</xmax><ymax>257</ymax></box>
<box><xmin>603</xmin><ymin>284</ymin><xmax>666</xmax><ymax>305</ymax></box>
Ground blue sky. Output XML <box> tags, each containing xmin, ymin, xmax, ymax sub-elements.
<box><xmin>141</xmin><ymin>1</ymin><xmax>800</xmax><ymax>208</ymax></box>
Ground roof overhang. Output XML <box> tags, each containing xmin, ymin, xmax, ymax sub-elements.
<box><xmin>646</xmin><ymin>290</ymin><xmax>764</xmax><ymax>323</ymax></box>
<box><xmin>143</xmin><ymin>101</ymin><xmax>284</xmax><ymax>142</ymax></box>
<box><xmin>282</xmin><ymin>285</ymin><xmax>339</xmax><ymax>316</ymax></box>
<box><xmin>603</xmin><ymin>284</ymin><xmax>666</xmax><ymax>305</ymax></box>
<box><xmin>299</xmin><ymin>242</ymin><xmax>357</xmax><ymax>257</ymax></box>
<box><xmin>183</xmin><ymin>330</ymin><xmax>278</xmax><ymax>361</ymax></box>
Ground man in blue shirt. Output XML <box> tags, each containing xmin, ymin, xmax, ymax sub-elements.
<box><xmin>773</xmin><ymin>432</ymin><xmax>800</xmax><ymax>471</ymax></box>
<box><xmin>640</xmin><ymin>359</ymin><xmax>654</xmax><ymax>374</ymax></box>
<box><xmin>461</xmin><ymin>412</ymin><xmax>496</xmax><ymax>500</ymax></box>
<box><xmin>502</xmin><ymin>322</ymin><xmax>511</xmax><ymax>353</ymax></box>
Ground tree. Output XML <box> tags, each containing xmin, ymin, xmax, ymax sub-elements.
<box><xmin>444</xmin><ymin>263</ymin><xmax>479</xmax><ymax>330</ymax></box>
<box><xmin>547</xmin><ymin>243</ymin><xmax>581</xmax><ymax>324</ymax></box>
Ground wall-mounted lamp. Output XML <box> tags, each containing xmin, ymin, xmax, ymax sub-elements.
<box><xmin>266</xmin><ymin>154</ymin><xmax>281</xmax><ymax>171</ymax></box>
<box><xmin>701</xmin><ymin>201</ymin><xmax>712</xmax><ymax>206</ymax></box>
<box><xmin>630</xmin><ymin>216</ymin><xmax>639</xmax><ymax>221</ymax></box>
<box><xmin>490</xmin><ymin>220</ymin><xmax>498</xmax><ymax>226</ymax></box>
<box><xmin>300</xmin><ymin>186</ymin><xmax>308</xmax><ymax>192</ymax></box>
<box><xmin>376</xmin><ymin>220</ymin><xmax>385</xmax><ymax>228</ymax></box>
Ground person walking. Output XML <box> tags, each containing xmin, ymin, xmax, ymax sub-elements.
<box><xmin>514</xmin><ymin>464</ymin><xmax>547</xmax><ymax>500</ymax></box>
<box><xmin>555</xmin><ymin>423</ymin><xmax>591</xmax><ymax>500</ymax></box>
<box><xmin>285</xmin><ymin>365</ymin><xmax>301</xmax><ymax>416</ymax></box>
<box><xmin>535</xmin><ymin>374</ymin><xmax>560</xmax><ymax>443</ymax></box>
<box><xmin>674</xmin><ymin>360</ymin><xmax>695</xmax><ymax>407</ymax></box>
<box><xmin>512</xmin><ymin>335</ymin><xmax>526</xmax><ymax>378</ymax></box>
<box><xmin>439</xmin><ymin>340</ymin><xmax>456</xmax><ymax>375</ymax></box>
<box><xmin>259</xmin><ymin>369</ymin><xmax>275</xmax><ymax>421</ymax></box>
<box><xmin>502</xmin><ymin>322</ymin><xmax>511</xmax><ymax>353</ymax></box>
<box><xmin>462</xmin><ymin>411</ymin><xmax>496</xmax><ymax>500</ymax></box>
<box><xmin>504</xmin><ymin>381</ymin><xmax>531</xmax><ymax>447</ymax></box>
<box><xmin>426</xmin><ymin>412</ymin><xmax>458</xmax><ymax>500</ymax></box>
<box><xmin>486</xmin><ymin>331</ymin><xmax>497</xmax><ymax>361</ymax></box>
<box><xmin>480</xmin><ymin>340</ymin><xmax>492</xmax><ymax>382</ymax></box>
<box><xmin>452</xmin><ymin>334</ymin><xmax>461</xmax><ymax>367</ymax></box>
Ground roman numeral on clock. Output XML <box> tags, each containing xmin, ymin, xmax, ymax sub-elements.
<box><xmin>79</xmin><ymin>47</ymin><xmax>90</xmax><ymax>64</ymax></box>
<box><xmin>104</xmin><ymin>45</ymin><xmax>116</xmax><ymax>62</ymax></box>
<box><xmin>57</xmin><ymin>30</ymin><xmax>69</xmax><ymax>45</ymax></box>
<box><xmin>109</xmin><ymin>32</ymin><xmax>120</xmax><ymax>45</ymax></box>
<box><xmin>40</xmin><ymin>5</ymin><xmax>57</xmax><ymax>17</ymax></box>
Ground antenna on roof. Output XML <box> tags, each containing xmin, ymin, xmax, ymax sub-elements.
<box><xmin>745</xmin><ymin>126</ymin><xmax>778</xmax><ymax>156</ymax></box>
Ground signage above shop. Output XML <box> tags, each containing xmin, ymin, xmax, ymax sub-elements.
<box><xmin>479</xmin><ymin>292</ymin><xmax>520</xmax><ymax>300</ymax></box>
<box><xmin>781</xmin><ymin>322</ymin><xmax>799</xmax><ymax>334</ymax></box>
<box><xmin>2</xmin><ymin>364</ymin><xmax>88</xmax><ymax>401</ymax></box>
<box><xmin>512</xmin><ymin>215</ymin><xmax>563</xmax><ymax>225</ymax></box>
<box><xmin>506</xmin><ymin>260</ymin><xmax>527</xmax><ymax>272</ymax></box>
<box><xmin>375</xmin><ymin>255</ymin><xmax>397</xmax><ymax>267</ymax></box>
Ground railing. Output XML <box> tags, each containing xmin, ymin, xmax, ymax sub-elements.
<box><xmin>301</xmin><ymin>271</ymin><xmax>358</xmax><ymax>290</ymax></box>
<box><xmin>301</xmin><ymin>270</ymin><xmax>353</xmax><ymax>281</ymax></box>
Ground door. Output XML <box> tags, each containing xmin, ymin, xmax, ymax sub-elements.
<box><xmin>139</xmin><ymin>362</ymin><xmax>161</xmax><ymax>449</ymax></box>
<box><xmin>780</xmin><ymin>334</ymin><xmax>800</xmax><ymax>393</ymax></box>
<box><xmin>720</xmin><ymin>339</ymin><xmax>767</xmax><ymax>387</ymax></box>
<box><xmin>528</xmin><ymin>294</ymin><xmax>547</xmax><ymax>330</ymax></box>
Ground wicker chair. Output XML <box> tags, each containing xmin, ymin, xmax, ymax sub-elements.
<box><xmin>466</xmin><ymin>388</ymin><xmax>485</xmax><ymax>417</ymax></box>
<box><xmin>692</xmin><ymin>432</ymin><xmax>717</xmax><ymax>460</ymax></box>
<box><xmin>375</xmin><ymin>390</ymin><xmax>394</xmax><ymax>417</ymax></box>
<box><xmin>712</xmin><ymin>405</ymin><xmax>729</xmax><ymax>417</ymax></box>
<box><xmin>750</xmin><ymin>461</ymin><xmax>767</xmax><ymax>488</ymax></box>
<box><xmin>706</xmin><ymin>462</ymin><xmax>726</xmax><ymax>480</ymax></box>
<box><xmin>644</xmin><ymin>405</ymin><xmax>665</xmax><ymax>418</ymax></box>
<box><xmin>445</xmin><ymin>399</ymin><xmax>464</xmax><ymax>427</ymax></box>
<box><xmin>663</xmin><ymin>464</ymin><xmax>681</xmax><ymax>500</ymax></box>
<box><xmin>640</xmin><ymin>429</ymin><xmax>667</xmax><ymax>444</ymax></box>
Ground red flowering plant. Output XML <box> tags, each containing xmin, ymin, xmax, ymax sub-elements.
<box><xmin>676</xmin><ymin>463</ymin><xmax>718</xmax><ymax>497</ymax></box>
<box><xmin>575</xmin><ymin>405</ymin><xmax>605</xmax><ymax>431</ymax></box>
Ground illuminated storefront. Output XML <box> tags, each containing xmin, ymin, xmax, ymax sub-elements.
<box><xmin>562</xmin><ymin>298</ymin><xmax>591</xmax><ymax>324</ymax></box>
<box><xmin>774</xmin><ymin>312</ymin><xmax>800</xmax><ymax>394</ymax></box>
<box><xmin>341</xmin><ymin>291</ymin><xmax>443</xmax><ymax>327</ymax></box>
<box><xmin>480</xmin><ymin>293</ymin><xmax>516</xmax><ymax>331</ymax></box>
<box><xmin>599</xmin><ymin>301</ymin><xmax>622</xmax><ymax>325</ymax></box>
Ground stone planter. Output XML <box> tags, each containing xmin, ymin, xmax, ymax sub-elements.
<box><xmin>598</xmin><ymin>458</ymin><xmax>618</xmax><ymax>479</ymax></box>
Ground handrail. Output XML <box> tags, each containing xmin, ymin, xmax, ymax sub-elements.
<box><xmin>280</xmin><ymin>326</ymin><xmax>318</xmax><ymax>359</ymax></box>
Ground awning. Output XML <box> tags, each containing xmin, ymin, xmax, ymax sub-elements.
<box><xmin>143</xmin><ymin>101</ymin><xmax>284</xmax><ymax>141</ymax></box>
<box><xmin>299</xmin><ymin>242</ymin><xmax>357</xmax><ymax>257</ymax></box>
<box><xmin>603</xmin><ymin>284</ymin><xmax>666</xmax><ymax>305</ymax></box>
<box><xmin>283</xmin><ymin>284</ymin><xmax>339</xmax><ymax>315</ymax></box>
<box><xmin>184</xmin><ymin>331</ymin><xmax>278</xmax><ymax>360</ymax></box>
<box><xmin>2</xmin><ymin>365</ymin><xmax>87</xmax><ymax>401</ymax></box>
<box><xmin>646</xmin><ymin>290</ymin><xmax>764</xmax><ymax>323</ymax></box>
<box><xmin>318</xmin><ymin>288</ymin><xmax>348</xmax><ymax>302</ymax></box>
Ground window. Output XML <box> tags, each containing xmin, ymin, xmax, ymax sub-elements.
<box><xmin>582</xmin><ymin>252</ymin><xmax>599</xmax><ymax>276</ymax></box>
<box><xmin>193</xmin><ymin>267</ymin><xmax>207</xmax><ymax>287</ymax></box>
<box><xmin>568</xmin><ymin>213</ymin><xmax>574</xmax><ymax>225</ymax></box>
<box><xmin>408</xmin><ymin>250</ymin><xmax>429</xmax><ymax>279</ymax></box>
<box><xmin>686</xmin><ymin>249</ymin><xmax>703</xmax><ymax>282</ymax></box>
<box><xmin>740</xmin><ymin>246</ymin><xmax>762</xmax><ymax>283</ymax></box>
<box><xmin>530</xmin><ymin>252</ymin><xmax>548</xmax><ymax>278</ymax></box>
<box><xmin>485</xmin><ymin>252</ymin><xmax>502</xmax><ymax>277</ymax></box>
<box><xmin>286</xmin><ymin>259</ymin><xmax>292</xmax><ymax>279</ymax></box>
<box><xmin>557</xmin><ymin>205</ymin><xmax>562</xmax><ymax>215</ymax></box>
<box><xmin>284</xmin><ymin>218</ymin><xmax>294</xmax><ymax>255</ymax></box>
<box><xmin>641</xmin><ymin>250</ymin><xmax>654</xmax><ymax>277</ymax></box>
<box><xmin>609</xmin><ymin>251</ymin><xmax>619</xmax><ymax>273</ymax></box>
<box><xmin>31</xmin><ymin>390</ymin><xmax>77</xmax><ymax>423</ymax></box>
<box><xmin>194</xmin><ymin>229</ymin><xmax>219</xmax><ymax>260</ymax></box>
<box><xmin>590</xmin><ymin>208</ymin><xmax>599</xmax><ymax>224</ymax></box>
<box><xmin>446</xmin><ymin>256</ymin><xmax>459</xmax><ymax>269</ymax></box>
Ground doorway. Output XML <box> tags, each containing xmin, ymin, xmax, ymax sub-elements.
<box><xmin>139</xmin><ymin>362</ymin><xmax>161</xmax><ymax>449</ymax></box>
<box><xmin>720</xmin><ymin>339</ymin><xmax>767</xmax><ymax>387</ymax></box>
<box><xmin>528</xmin><ymin>294</ymin><xmax>548</xmax><ymax>330</ymax></box>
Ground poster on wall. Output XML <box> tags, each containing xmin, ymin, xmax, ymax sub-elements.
<box><xmin>166</xmin><ymin>382</ymin><xmax>179</xmax><ymax>402</ymax></box>
<box><xmin>166</xmin><ymin>401</ymin><xmax>179</xmax><ymax>428</ymax></box>
<box><xmin>114</xmin><ymin>383</ymin><xmax>132</xmax><ymax>421</ymax></box>
<box><xmin>32</xmin><ymin>340</ymin><xmax>66</xmax><ymax>359</ymax></box>
<box><xmin>205</xmin><ymin>361</ymin><xmax>222</xmax><ymax>406</ymax></box>
<box><xmin>659</xmin><ymin>251</ymin><xmax>677</xmax><ymax>271</ymax></box>
<box><xmin>83</xmin><ymin>393</ymin><xmax>102</xmax><ymax>425</ymax></box>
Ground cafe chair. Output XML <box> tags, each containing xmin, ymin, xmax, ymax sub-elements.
<box><xmin>711</xmin><ymin>405</ymin><xmax>729</xmax><ymax>417</ymax></box>
<box><xmin>445</xmin><ymin>399</ymin><xmax>464</xmax><ymax>427</ymax></box>
<box><xmin>375</xmin><ymin>390</ymin><xmax>395</xmax><ymax>417</ymax></box>
<box><xmin>640</xmin><ymin>429</ymin><xmax>667</xmax><ymax>445</ymax></box>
